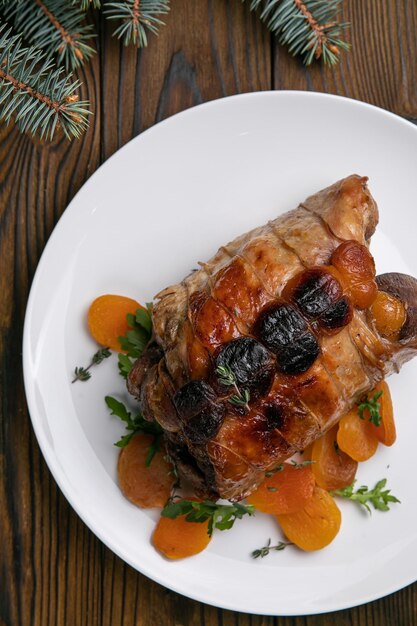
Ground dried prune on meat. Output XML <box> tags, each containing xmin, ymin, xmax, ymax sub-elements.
<box><xmin>319</xmin><ymin>296</ymin><xmax>353</xmax><ymax>330</ymax></box>
<box><xmin>275</xmin><ymin>332</ymin><xmax>320</xmax><ymax>375</ymax></box>
<box><xmin>174</xmin><ymin>380</ymin><xmax>217</xmax><ymax>421</ymax></box>
<box><xmin>291</xmin><ymin>269</ymin><xmax>343</xmax><ymax>319</ymax></box>
<box><xmin>183</xmin><ymin>404</ymin><xmax>226</xmax><ymax>444</ymax></box>
<box><xmin>255</xmin><ymin>302</ymin><xmax>307</xmax><ymax>352</ymax></box>
<box><xmin>214</xmin><ymin>337</ymin><xmax>274</xmax><ymax>395</ymax></box>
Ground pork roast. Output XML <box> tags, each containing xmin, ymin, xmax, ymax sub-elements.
<box><xmin>128</xmin><ymin>175</ymin><xmax>417</xmax><ymax>501</ymax></box>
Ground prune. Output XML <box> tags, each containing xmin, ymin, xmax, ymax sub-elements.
<box><xmin>183</xmin><ymin>405</ymin><xmax>225</xmax><ymax>444</ymax></box>
<box><xmin>319</xmin><ymin>296</ymin><xmax>352</xmax><ymax>330</ymax></box>
<box><xmin>255</xmin><ymin>303</ymin><xmax>307</xmax><ymax>352</ymax></box>
<box><xmin>214</xmin><ymin>337</ymin><xmax>274</xmax><ymax>395</ymax></box>
<box><xmin>291</xmin><ymin>269</ymin><xmax>343</xmax><ymax>319</ymax></box>
<box><xmin>174</xmin><ymin>380</ymin><xmax>217</xmax><ymax>421</ymax></box>
<box><xmin>275</xmin><ymin>333</ymin><xmax>320</xmax><ymax>375</ymax></box>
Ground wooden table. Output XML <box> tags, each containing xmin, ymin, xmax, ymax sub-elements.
<box><xmin>1</xmin><ymin>1</ymin><xmax>417</xmax><ymax>624</ymax></box>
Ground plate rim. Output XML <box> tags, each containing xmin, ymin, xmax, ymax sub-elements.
<box><xmin>23</xmin><ymin>90</ymin><xmax>417</xmax><ymax>616</ymax></box>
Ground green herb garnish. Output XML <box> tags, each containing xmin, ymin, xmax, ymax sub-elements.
<box><xmin>161</xmin><ymin>499</ymin><xmax>255</xmax><ymax>537</ymax></box>
<box><xmin>230</xmin><ymin>388</ymin><xmax>251</xmax><ymax>408</ymax></box>
<box><xmin>215</xmin><ymin>364</ymin><xmax>251</xmax><ymax>412</ymax></box>
<box><xmin>357</xmin><ymin>390</ymin><xmax>383</xmax><ymax>427</ymax></box>
<box><xmin>265</xmin><ymin>464</ymin><xmax>284</xmax><ymax>477</ymax></box>
<box><xmin>290</xmin><ymin>460</ymin><xmax>315</xmax><ymax>469</ymax></box>
<box><xmin>72</xmin><ymin>347</ymin><xmax>111</xmax><ymax>383</ymax></box>
<box><xmin>117</xmin><ymin>305</ymin><xmax>153</xmax><ymax>379</ymax></box>
<box><xmin>251</xmin><ymin>538</ymin><xmax>292</xmax><ymax>559</ymax></box>
<box><xmin>105</xmin><ymin>395</ymin><xmax>162</xmax><ymax>465</ymax></box>
<box><xmin>331</xmin><ymin>479</ymin><xmax>400</xmax><ymax>513</ymax></box>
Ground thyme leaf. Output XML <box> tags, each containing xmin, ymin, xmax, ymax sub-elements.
<box><xmin>72</xmin><ymin>347</ymin><xmax>111</xmax><ymax>383</ymax></box>
<box><xmin>251</xmin><ymin>538</ymin><xmax>292</xmax><ymax>559</ymax></box>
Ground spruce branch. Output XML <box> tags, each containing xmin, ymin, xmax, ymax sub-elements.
<box><xmin>74</xmin><ymin>0</ymin><xmax>101</xmax><ymax>8</ymax></box>
<box><xmin>245</xmin><ymin>0</ymin><xmax>350</xmax><ymax>65</ymax></box>
<box><xmin>2</xmin><ymin>0</ymin><xmax>96</xmax><ymax>70</ymax></box>
<box><xmin>0</xmin><ymin>24</ymin><xmax>90</xmax><ymax>139</ymax></box>
<box><xmin>103</xmin><ymin>0</ymin><xmax>170</xmax><ymax>47</ymax></box>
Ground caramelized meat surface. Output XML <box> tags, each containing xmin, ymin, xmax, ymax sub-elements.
<box><xmin>128</xmin><ymin>175</ymin><xmax>417</xmax><ymax>500</ymax></box>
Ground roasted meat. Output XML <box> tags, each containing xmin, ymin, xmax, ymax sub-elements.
<box><xmin>128</xmin><ymin>175</ymin><xmax>417</xmax><ymax>501</ymax></box>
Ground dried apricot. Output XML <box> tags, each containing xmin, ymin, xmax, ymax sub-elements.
<box><xmin>311</xmin><ymin>425</ymin><xmax>358</xmax><ymax>490</ymax></box>
<box><xmin>276</xmin><ymin>486</ymin><xmax>341</xmax><ymax>551</ymax></box>
<box><xmin>368</xmin><ymin>381</ymin><xmax>396</xmax><ymax>446</ymax></box>
<box><xmin>331</xmin><ymin>241</ymin><xmax>377</xmax><ymax>309</ymax></box>
<box><xmin>337</xmin><ymin>407</ymin><xmax>378</xmax><ymax>462</ymax></box>
<box><xmin>371</xmin><ymin>291</ymin><xmax>406</xmax><ymax>341</ymax></box>
<box><xmin>247</xmin><ymin>462</ymin><xmax>315</xmax><ymax>515</ymax></box>
<box><xmin>118</xmin><ymin>434</ymin><xmax>174</xmax><ymax>508</ymax></box>
<box><xmin>153</xmin><ymin>499</ymin><xmax>211</xmax><ymax>559</ymax></box>
<box><xmin>88</xmin><ymin>294</ymin><xmax>143</xmax><ymax>351</ymax></box>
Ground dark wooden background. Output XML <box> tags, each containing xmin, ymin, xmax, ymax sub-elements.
<box><xmin>1</xmin><ymin>1</ymin><xmax>417</xmax><ymax>624</ymax></box>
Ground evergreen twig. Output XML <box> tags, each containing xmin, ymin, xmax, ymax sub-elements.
<box><xmin>75</xmin><ymin>0</ymin><xmax>101</xmax><ymax>8</ymax></box>
<box><xmin>245</xmin><ymin>0</ymin><xmax>349</xmax><ymax>65</ymax></box>
<box><xmin>103</xmin><ymin>0</ymin><xmax>170</xmax><ymax>47</ymax></box>
<box><xmin>0</xmin><ymin>25</ymin><xmax>90</xmax><ymax>139</ymax></box>
<box><xmin>3</xmin><ymin>0</ymin><xmax>96</xmax><ymax>70</ymax></box>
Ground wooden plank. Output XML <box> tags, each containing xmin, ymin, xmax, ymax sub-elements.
<box><xmin>100</xmin><ymin>0</ymin><xmax>271</xmax><ymax>159</ymax></box>
<box><xmin>273</xmin><ymin>0</ymin><xmax>417</xmax><ymax>120</ymax></box>
<box><xmin>0</xmin><ymin>51</ymin><xmax>102</xmax><ymax>626</ymax></box>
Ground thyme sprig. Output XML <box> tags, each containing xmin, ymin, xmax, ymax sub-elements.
<box><xmin>357</xmin><ymin>390</ymin><xmax>383</xmax><ymax>427</ymax></box>
<box><xmin>251</xmin><ymin>538</ymin><xmax>293</xmax><ymax>559</ymax></box>
<box><xmin>72</xmin><ymin>347</ymin><xmax>111</xmax><ymax>383</ymax></box>
<box><xmin>215</xmin><ymin>364</ymin><xmax>251</xmax><ymax>412</ymax></box>
<box><xmin>161</xmin><ymin>499</ymin><xmax>255</xmax><ymax>537</ymax></box>
<box><xmin>105</xmin><ymin>396</ymin><xmax>162</xmax><ymax>465</ymax></box>
<box><xmin>331</xmin><ymin>479</ymin><xmax>400</xmax><ymax>513</ymax></box>
<box><xmin>290</xmin><ymin>460</ymin><xmax>315</xmax><ymax>469</ymax></box>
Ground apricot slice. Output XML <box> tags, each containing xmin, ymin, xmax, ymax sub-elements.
<box><xmin>368</xmin><ymin>381</ymin><xmax>396</xmax><ymax>446</ymax></box>
<box><xmin>247</xmin><ymin>462</ymin><xmax>315</xmax><ymax>514</ymax></box>
<box><xmin>153</xmin><ymin>500</ymin><xmax>211</xmax><ymax>559</ymax></box>
<box><xmin>311</xmin><ymin>425</ymin><xmax>358</xmax><ymax>490</ymax></box>
<box><xmin>337</xmin><ymin>408</ymin><xmax>378</xmax><ymax>462</ymax></box>
<box><xmin>371</xmin><ymin>291</ymin><xmax>406</xmax><ymax>341</ymax></box>
<box><xmin>276</xmin><ymin>487</ymin><xmax>341</xmax><ymax>551</ymax></box>
<box><xmin>118</xmin><ymin>434</ymin><xmax>174</xmax><ymax>508</ymax></box>
<box><xmin>331</xmin><ymin>241</ymin><xmax>377</xmax><ymax>309</ymax></box>
<box><xmin>88</xmin><ymin>294</ymin><xmax>143</xmax><ymax>351</ymax></box>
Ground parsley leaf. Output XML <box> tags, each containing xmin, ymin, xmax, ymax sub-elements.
<box><xmin>117</xmin><ymin>307</ymin><xmax>153</xmax><ymax>379</ymax></box>
<box><xmin>331</xmin><ymin>479</ymin><xmax>400</xmax><ymax>513</ymax></box>
<box><xmin>161</xmin><ymin>499</ymin><xmax>255</xmax><ymax>536</ymax></box>
<box><xmin>105</xmin><ymin>395</ymin><xmax>162</xmax><ymax>465</ymax></box>
<box><xmin>357</xmin><ymin>390</ymin><xmax>383</xmax><ymax>427</ymax></box>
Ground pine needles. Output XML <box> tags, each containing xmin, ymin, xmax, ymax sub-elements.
<box><xmin>3</xmin><ymin>0</ymin><xmax>96</xmax><ymax>70</ymax></box>
<box><xmin>0</xmin><ymin>0</ymin><xmax>350</xmax><ymax>141</ymax></box>
<box><xmin>0</xmin><ymin>26</ymin><xmax>90</xmax><ymax>139</ymax></box>
<box><xmin>247</xmin><ymin>0</ymin><xmax>349</xmax><ymax>65</ymax></box>
<box><xmin>104</xmin><ymin>0</ymin><xmax>170</xmax><ymax>47</ymax></box>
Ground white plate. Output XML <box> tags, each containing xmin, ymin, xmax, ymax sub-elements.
<box><xmin>23</xmin><ymin>92</ymin><xmax>417</xmax><ymax>616</ymax></box>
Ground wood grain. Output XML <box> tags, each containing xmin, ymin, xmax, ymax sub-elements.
<box><xmin>0</xmin><ymin>1</ymin><xmax>416</xmax><ymax>625</ymax></box>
